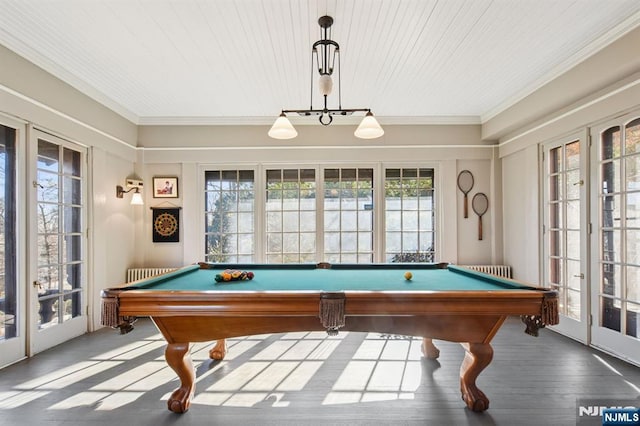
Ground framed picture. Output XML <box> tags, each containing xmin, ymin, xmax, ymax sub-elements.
<box><xmin>153</xmin><ymin>177</ymin><xmax>178</xmax><ymax>198</ymax></box>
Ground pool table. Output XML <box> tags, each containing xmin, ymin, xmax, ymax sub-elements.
<box><xmin>101</xmin><ymin>262</ymin><xmax>558</xmax><ymax>414</ymax></box>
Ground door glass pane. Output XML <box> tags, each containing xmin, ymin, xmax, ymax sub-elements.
<box><xmin>628</xmin><ymin>192</ymin><xmax>640</xmax><ymax>228</ymax></box>
<box><xmin>549</xmin><ymin>147</ymin><xmax>561</xmax><ymax>173</ymax></box>
<box><xmin>566</xmin><ymin>170</ymin><xmax>581</xmax><ymax>199</ymax></box>
<box><xmin>627</xmin><ymin>229</ymin><xmax>640</xmax><ymax>265</ymax></box>
<box><xmin>567</xmin><ymin>289</ymin><xmax>581</xmax><ymax>321</ymax></box>
<box><xmin>602</xmin><ymin>161</ymin><xmax>620</xmax><ymax>194</ymax></box>
<box><xmin>549</xmin><ymin>258</ymin><xmax>562</xmax><ymax>285</ymax></box>
<box><xmin>37</xmin><ymin>171</ymin><xmax>58</xmax><ymax>203</ymax></box>
<box><xmin>566</xmin><ymin>201</ymin><xmax>580</xmax><ymax>229</ymax></box>
<box><xmin>627</xmin><ymin>302</ymin><xmax>640</xmax><ymax>338</ymax></box>
<box><xmin>63</xmin><ymin>177</ymin><xmax>81</xmax><ymax>205</ymax></box>
<box><xmin>625</xmin><ymin>155</ymin><xmax>640</xmax><ymax>190</ymax></box>
<box><xmin>566</xmin><ymin>230</ymin><xmax>580</xmax><ymax>260</ymax></box>
<box><xmin>566</xmin><ymin>141</ymin><xmax>580</xmax><ymax>169</ymax></box>
<box><xmin>549</xmin><ymin>231</ymin><xmax>562</xmax><ymax>257</ymax></box>
<box><xmin>38</xmin><ymin>140</ymin><xmax>59</xmax><ymax>170</ymax></box>
<box><xmin>0</xmin><ymin>125</ymin><xmax>17</xmax><ymax>340</ymax></box>
<box><xmin>625</xmin><ymin>118</ymin><xmax>640</xmax><ymax>154</ymax></box>
<box><xmin>602</xmin><ymin>195</ymin><xmax>621</xmax><ymax>229</ymax></box>
<box><xmin>549</xmin><ymin>202</ymin><xmax>561</xmax><ymax>228</ymax></box>
<box><xmin>601</xmin><ymin>296</ymin><xmax>621</xmax><ymax>332</ymax></box>
<box><xmin>602</xmin><ymin>264</ymin><xmax>621</xmax><ymax>297</ymax></box>
<box><xmin>601</xmin><ymin>127</ymin><xmax>620</xmax><ymax>160</ymax></box>
<box><xmin>63</xmin><ymin>148</ymin><xmax>81</xmax><ymax>176</ymax></box>
<box><xmin>549</xmin><ymin>175</ymin><xmax>561</xmax><ymax>201</ymax></box>
<box><xmin>627</xmin><ymin>266</ymin><xmax>640</xmax><ymax>303</ymax></box>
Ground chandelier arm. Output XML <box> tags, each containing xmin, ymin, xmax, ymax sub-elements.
<box><xmin>280</xmin><ymin>108</ymin><xmax>370</xmax><ymax>116</ymax></box>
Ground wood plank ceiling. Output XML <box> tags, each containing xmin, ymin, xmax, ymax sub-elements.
<box><xmin>1</xmin><ymin>0</ymin><xmax>639</xmax><ymax>125</ymax></box>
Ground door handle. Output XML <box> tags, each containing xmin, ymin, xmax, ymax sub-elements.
<box><xmin>33</xmin><ymin>280</ymin><xmax>43</xmax><ymax>289</ymax></box>
<box><xmin>573</xmin><ymin>273</ymin><xmax>584</xmax><ymax>279</ymax></box>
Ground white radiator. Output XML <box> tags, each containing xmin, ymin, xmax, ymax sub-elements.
<box><xmin>462</xmin><ymin>265</ymin><xmax>512</xmax><ymax>279</ymax></box>
<box><xmin>126</xmin><ymin>267</ymin><xmax>177</xmax><ymax>283</ymax></box>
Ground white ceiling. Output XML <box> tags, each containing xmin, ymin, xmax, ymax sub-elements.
<box><xmin>1</xmin><ymin>0</ymin><xmax>640</xmax><ymax>126</ymax></box>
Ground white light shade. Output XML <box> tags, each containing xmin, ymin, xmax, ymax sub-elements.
<box><xmin>318</xmin><ymin>74</ymin><xmax>333</xmax><ymax>96</ymax></box>
<box><xmin>130</xmin><ymin>190</ymin><xmax>144</xmax><ymax>205</ymax></box>
<box><xmin>354</xmin><ymin>112</ymin><xmax>384</xmax><ymax>139</ymax></box>
<box><xmin>268</xmin><ymin>113</ymin><xmax>298</xmax><ymax>139</ymax></box>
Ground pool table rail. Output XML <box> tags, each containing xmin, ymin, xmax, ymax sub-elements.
<box><xmin>101</xmin><ymin>287</ymin><xmax>558</xmax><ymax>339</ymax></box>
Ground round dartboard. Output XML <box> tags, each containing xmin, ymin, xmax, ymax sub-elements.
<box><xmin>154</xmin><ymin>212</ymin><xmax>178</xmax><ymax>237</ymax></box>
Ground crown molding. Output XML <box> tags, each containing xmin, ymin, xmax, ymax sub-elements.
<box><xmin>481</xmin><ymin>11</ymin><xmax>640</xmax><ymax>123</ymax></box>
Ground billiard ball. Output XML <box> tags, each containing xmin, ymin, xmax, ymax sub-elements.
<box><xmin>404</xmin><ymin>271</ymin><xmax>412</xmax><ymax>281</ymax></box>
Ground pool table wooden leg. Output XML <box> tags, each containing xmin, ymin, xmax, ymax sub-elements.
<box><xmin>459</xmin><ymin>342</ymin><xmax>493</xmax><ymax>412</ymax></box>
<box><xmin>209</xmin><ymin>339</ymin><xmax>227</xmax><ymax>360</ymax></box>
<box><xmin>165</xmin><ymin>342</ymin><xmax>195</xmax><ymax>413</ymax></box>
<box><xmin>421</xmin><ymin>338</ymin><xmax>440</xmax><ymax>359</ymax></box>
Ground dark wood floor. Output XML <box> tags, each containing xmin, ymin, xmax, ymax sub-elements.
<box><xmin>0</xmin><ymin>317</ymin><xmax>638</xmax><ymax>426</ymax></box>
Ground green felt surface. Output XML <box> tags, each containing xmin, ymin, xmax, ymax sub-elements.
<box><xmin>128</xmin><ymin>264</ymin><xmax>537</xmax><ymax>292</ymax></box>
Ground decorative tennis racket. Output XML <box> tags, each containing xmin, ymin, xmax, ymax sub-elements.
<box><xmin>472</xmin><ymin>193</ymin><xmax>489</xmax><ymax>240</ymax></box>
<box><xmin>457</xmin><ymin>170</ymin><xmax>474</xmax><ymax>218</ymax></box>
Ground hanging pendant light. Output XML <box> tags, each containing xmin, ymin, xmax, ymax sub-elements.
<box><xmin>269</xmin><ymin>16</ymin><xmax>383</xmax><ymax>140</ymax></box>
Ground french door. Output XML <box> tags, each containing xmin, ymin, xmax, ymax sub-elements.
<box><xmin>591</xmin><ymin>113</ymin><xmax>640</xmax><ymax>364</ymax></box>
<box><xmin>0</xmin><ymin>117</ymin><xmax>26</xmax><ymax>368</ymax></box>
<box><xmin>28</xmin><ymin>129</ymin><xmax>88</xmax><ymax>355</ymax></box>
<box><xmin>542</xmin><ymin>132</ymin><xmax>589</xmax><ymax>343</ymax></box>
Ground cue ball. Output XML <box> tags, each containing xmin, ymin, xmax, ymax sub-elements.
<box><xmin>404</xmin><ymin>271</ymin><xmax>413</xmax><ymax>281</ymax></box>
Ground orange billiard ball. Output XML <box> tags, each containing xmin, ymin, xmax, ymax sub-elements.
<box><xmin>404</xmin><ymin>271</ymin><xmax>413</xmax><ymax>281</ymax></box>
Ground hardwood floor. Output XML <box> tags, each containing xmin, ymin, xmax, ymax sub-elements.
<box><xmin>0</xmin><ymin>317</ymin><xmax>638</xmax><ymax>425</ymax></box>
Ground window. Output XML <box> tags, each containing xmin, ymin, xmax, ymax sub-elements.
<box><xmin>385</xmin><ymin>168</ymin><xmax>435</xmax><ymax>262</ymax></box>
<box><xmin>204</xmin><ymin>170</ymin><xmax>255</xmax><ymax>263</ymax></box>
<box><xmin>324</xmin><ymin>168</ymin><xmax>374</xmax><ymax>263</ymax></box>
<box><xmin>266</xmin><ymin>169</ymin><xmax>316</xmax><ymax>263</ymax></box>
<box><xmin>203</xmin><ymin>165</ymin><xmax>438</xmax><ymax>264</ymax></box>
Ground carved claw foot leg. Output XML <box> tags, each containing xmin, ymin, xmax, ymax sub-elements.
<box><xmin>459</xmin><ymin>342</ymin><xmax>493</xmax><ymax>412</ymax></box>
<box><xmin>165</xmin><ymin>342</ymin><xmax>195</xmax><ymax>413</ymax></box>
<box><xmin>209</xmin><ymin>339</ymin><xmax>227</xmax><ymax>360</ymax></box>
<box><xmin>421</xmin><ymin>337</ymin><xmax>440</xmax><ymax>359</ymax></box>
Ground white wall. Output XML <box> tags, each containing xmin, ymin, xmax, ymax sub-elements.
<box><xmin>90</xmin><ymin>149</ymin><xmax>140</xmax><ymax>329</ymax></box>
<box><xmin>501</xmin><ymin>146</ymin><xmax>540</xmax><ymax>282</ymax></box>
<box><xmin>456</xmin><ymin>159</ymin><xmax>495</xmax><ymax>265</ymax></box>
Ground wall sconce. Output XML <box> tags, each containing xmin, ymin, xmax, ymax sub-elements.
<box><xmin>116</xmin><ymin>179</ymin><xmax>144</xmax><ymax>205</ymax></box>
